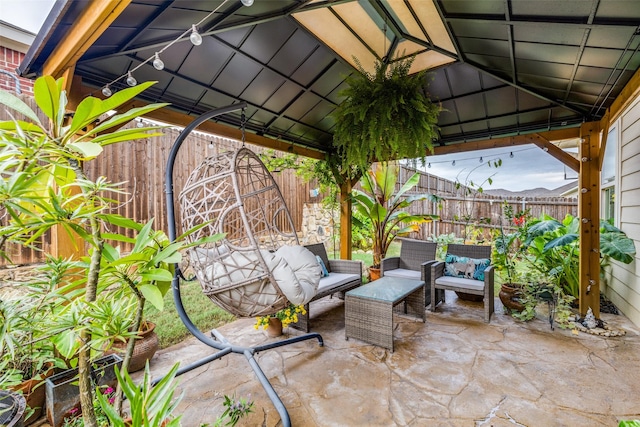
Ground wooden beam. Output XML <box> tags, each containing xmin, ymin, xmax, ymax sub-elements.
<box><xmin>430</xmin><ymin>128</ymin><xmax>580</xmax><ymax>156</ymax></box>
<box><xmin>530</xmin><ymin>133</ymin><xmax>581</xmax><ymax>173</ymax></box>
<box><xmin>101</xmin><ymin>94</ymin><xmax>327</xmax><ymax>160</ymax></box>
<box><xmin>578</xmin><ymin>121</ymin><xmax>601</xmax><ymax>317</ymax></box>
<box><xmin>607</xmin><ymin>66</ymin><xmax>640</xmax><ymax>124</ymax></box>
<box><xmin>339</xmin><ymin>180</ymin><xmax>353</xmax><ymax>261</ymax></box>
<box><xmin>43</xmin><ymin>0</ymin><xmax>132</xmax><ymax>78</ymax></box>
<box><xmin>144</xmin><ymin>108</ymin><xmax>326</xmax><ymax>160</ymax></box>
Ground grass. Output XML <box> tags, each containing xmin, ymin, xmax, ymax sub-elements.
<box><xmin>144</xmin><ymin>280</ymin><xmax>235</xmax><ymax>349</ymax></box>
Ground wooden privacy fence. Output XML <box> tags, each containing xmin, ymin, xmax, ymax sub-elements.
<box><xmin>0</xmin><ymin>95</ymin><xmax>577</xmax><ymax>266</ymax></box>
<box><xmin>397</xmin><ymin>166</ymin><xmax>579</xmax><ymax>241</ymax></box>
<box><xmin>0</xmin><ymin>97</ymin><xmax>316</xmax><ymax>266</ymax></box>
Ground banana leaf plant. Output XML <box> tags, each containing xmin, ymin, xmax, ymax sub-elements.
<box><xmin>351</xmin><ymin>161</ymin><xmax>441</xmax><ymax>268</ymax></box>
<box><xmin>523</xmin><ymin>213</ymin><xmax>636</xmax><ymax>298</ymax></box>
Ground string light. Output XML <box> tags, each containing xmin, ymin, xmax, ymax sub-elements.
<box><xmin>152</xmin><ymin>53</ymin><xmax>165</xmax><ymax>70</ymax></box>
<box><xmin>421</xmin><ymin>146</ymin><xmax>536</xmax><ymax>169</ymax></box>
<box><xmin>428</xmin><ymin>163</ymin><xmax>431</xmax><ymax>168</ymax></box>
<box><xmin>99</xmin><ymin>0</ymin><xmax>245</xmax><ymax>96</ymax></box>
<box><xmin>126</xmin><ymin>71</ymin><xmax>137</xmax><ymax>87</ymax></box>
<box><xmin>189</xmin><ymin>25</ymin><xmax>203</xmax><ymax>46</ymax></box>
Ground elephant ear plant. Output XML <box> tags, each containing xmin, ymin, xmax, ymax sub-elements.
<box><xmin>0</xmin><ymin>76</ymin><xmax>215</xmax><ymax>426</ymax></box>
<box><xmin>524</xmin><ymin>213</ymin><xmax>636</xmax><ymax>299</ymax></box>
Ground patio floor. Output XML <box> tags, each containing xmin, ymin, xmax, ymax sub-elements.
<box><xmin>143</xmin><ymin>292</ymin><xmax>640</xmax><ymax>426</ymax></box>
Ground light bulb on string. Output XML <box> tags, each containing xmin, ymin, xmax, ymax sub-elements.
<box><xmin>479</xmin><ymin>157</ymin><xmax>483</xmax><ymax>163</ymax></box>
<box><xmin>152</xmin><ymin>53</ymin><xmax>164</xmax><ymax>70</ymax></box>
<box><xmin>452</xmin><ymin>160</ymin><xmax>456</xmax><ymax>166</ymax></box>
<box><xmin>510</xmin><ymin>152</ymin><xmax>514</xmax><ymax>158</ymax></box>
<box><xmin>241</xmin><ymin>0</ymin><xmax>254</xmax><ymax>5</ymax></box>
<box><xmin>190</xmin><ymin>24</ymin><xmax>202</xmax><ymax>46</ymax></box>
<box><xmin>101</xmin><ymin>85</ymin><xmax>112</xmax><ymax>97</ymax></box>
<box><xmin>428</xmin><ymin>163</ymin><xmax>431</xmax><ymax>168</ymax></box>
<box><xmin>126</xmin><ymin>71</ymin><xmax>137</xmax><ymax>87</ymax></box>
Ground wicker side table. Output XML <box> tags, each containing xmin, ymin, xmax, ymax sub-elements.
<box><xmin>345</xmin><ymin>277</ymin><xmax>425</xmax><ymax>352</ymax></box>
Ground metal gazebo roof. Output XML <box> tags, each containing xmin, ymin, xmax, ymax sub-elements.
<box><xmin>18</xmin><ymin>0</ymin><xmax>640</xmax><ymax>156</ymax></box>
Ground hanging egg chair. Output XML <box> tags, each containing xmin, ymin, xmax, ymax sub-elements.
<box><xmin>179</xmin><ymin>147</ymin><xmax>307</xmax><ymax>317</ymax></box>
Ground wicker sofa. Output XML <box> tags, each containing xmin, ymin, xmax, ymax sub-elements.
<box><xmin>290</xmin><ymin>243</ymin><xmax>363</xmax><ymax>332</ymax></box>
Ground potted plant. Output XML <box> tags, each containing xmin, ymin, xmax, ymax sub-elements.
<box><xmin>254</xmin><ymin>304</ymin><xmax>307</xmax><ymax>337</ymax></box>
<box><xmin>351</xmin><ymin>161</ymin><xmax>440</xmax><ymax>280</ymax></box>
<box><xmin>331</xmin><ymin>55</ymin><xmax>440</xmax><ymax>177</ymax></box>
<box><xmin>0</xmin><ymin>262</ymin><xmax>68</xmax><ymax>425</ymax></box>
<box><xmin>0</xmin><ymin>76</ymin><xmax>217</xmax><ymax>426</ymax></box>
<box><xmin>493</xmin><ymin>203</ymin><xmax>530</xmax><ymax>312</ymax></box>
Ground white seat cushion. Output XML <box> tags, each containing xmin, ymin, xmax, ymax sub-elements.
<box><xmin>383</xmin><ymin>268</ymin><xmax>421</xmax><ymax>280</ymax></box>
<box><xmin>435</xmin><ymin>276</ymin><xmax>484</xmax><ymax>292</ymax></box>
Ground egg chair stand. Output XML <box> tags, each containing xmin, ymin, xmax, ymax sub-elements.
<box><xmin>164</xmin><ymin>102</ymin><xmax>323</xmax><ymax>427</ymax></box>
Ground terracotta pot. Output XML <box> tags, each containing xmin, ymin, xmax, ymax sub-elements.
<box><xmin>109</xmin><ymin>321</ymin><xmax>159</xmax><ymax>373</ymax></box>
<box><xmin>266</xmin><ymin>317</ymin><xmax>283</xmax><ymax>337</ymax></box>
<box><xmin>11</xmin><ymin>365</ymin><xmax>54</xmax><ymax>425</ymax></box>
<box><xmin>369</xmin><ymin>267</ymin><xmax>381</xmax><ymax>281</ymax></box>
<box><xmin>499</xmin><ymin>283</ymin><xmax>525</xmax><ymax>313</ymax></box>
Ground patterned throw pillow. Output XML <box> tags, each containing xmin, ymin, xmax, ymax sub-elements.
<box><xmin>316</xmin><ymin>255</ymin><xmax>329</xmax><ymax>277</ymax></box>
<box><xmin>444</xmin><ymin>254</ymin><xmax>490</xmax><ymax>281</ymax></box>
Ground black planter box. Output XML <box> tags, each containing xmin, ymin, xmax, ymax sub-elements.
<box><xmin>45</xmin><ymin>354</ymin><xmax>122</xmax><ymax>427</ymax></box>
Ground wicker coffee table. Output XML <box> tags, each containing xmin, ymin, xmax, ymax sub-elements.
<box><xmin>345</xmin><ymin>276</ymin><xmax>425</xmax><ymax>351</ymax></box>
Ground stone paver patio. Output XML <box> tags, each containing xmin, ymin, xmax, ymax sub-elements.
<box><xmin>145</xmin><ymin>292</ymin><xmax>640</xmax><ymax>426</ymax></box>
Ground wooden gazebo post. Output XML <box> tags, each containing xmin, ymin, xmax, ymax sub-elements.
<box><xmin>578</xmin><ymin>121</ymin><xmax>601</xmax><ymax>317</ymax></box>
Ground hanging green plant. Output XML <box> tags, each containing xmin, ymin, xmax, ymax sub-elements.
<box><xmin>331</xmin><ymin>55</ymin><xmax>441</xmax><ymax>177</ymax></box>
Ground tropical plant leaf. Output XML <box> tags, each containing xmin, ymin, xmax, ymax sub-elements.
<box><xmin>600</xmin><ymin>232</ymin><xmax>636</xmax><ymax>264</ymax></box>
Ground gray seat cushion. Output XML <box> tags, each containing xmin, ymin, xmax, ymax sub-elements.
<box><xmin>383</xmin><ymin>268</ymin><xmax>421</xmax><ymax>280</ymax></box>
<box><xmin>317</xmin><ymin>272</ymin><xmax>360</xmax><ymax>293</ymax></box>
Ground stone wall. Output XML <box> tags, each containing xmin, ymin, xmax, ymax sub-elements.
<box><xmin>300</xmin><ymin>203</ymin><xmax>336</xmax><ymax>246</ymax></box>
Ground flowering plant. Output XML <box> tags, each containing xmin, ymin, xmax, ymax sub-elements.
<box><xmin>62</xmin><ymin>385</ymin><xmax>116</xmax><ymax>427</ymax></box>
<box><xmin>254</xmin><ymin>304</ymin><xmax>307</xmax><ymax>329</ymax></box>
<box><xmin>493</xmin><ymin>203</ymin><xmax>531</xmax><ymax>284</ymax></box>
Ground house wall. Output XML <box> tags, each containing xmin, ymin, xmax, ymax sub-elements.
<box><xmin>0</xmin><ymin>23</ymin><xmax>35</xmax><ymax>95</ymax></box>
<box><xmin>605</xmin><ymin>93</ymin><xmax>640</xmax><ymax>327</ymax></box>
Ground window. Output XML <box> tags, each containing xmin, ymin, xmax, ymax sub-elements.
<box><xmin>601</xmin><ymin>126</ymin><xmax>617</xmax><ymax>222</ymax></box>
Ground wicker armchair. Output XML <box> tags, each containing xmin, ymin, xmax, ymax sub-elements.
<box><xmin>430</xmin><ymin>244</ymin><xmax>494</xmax><ymax>323</ymax></box>
<box><xmin>381</xmin><ymin>239</ymin><xmax>438</xmax><ymax>306</ymax></box>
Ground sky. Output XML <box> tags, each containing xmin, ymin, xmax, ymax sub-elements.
<box><xmin>412</xmin><ymin>144</ymin><xmax>579</xmax><ymax>192</ymax></box>
<box><xmin>0</xmin><ymin>0</ymin><xmax>54</xmax><ymax>33</ymax></box>
<box><xmin>0</xmin><ymin>1</ymin><xmax>578</xmax><ymax>192</ymax></box>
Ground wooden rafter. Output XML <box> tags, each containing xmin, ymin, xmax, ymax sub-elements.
<box><xmin>43</xmin><ymin>0</ymin><xmax>132</xmax><ymax>78</ymax></box>
<box><xmin>528</xmin><ymin>134</ymin><xmax>581</xmax><ymax>173</ymax></box>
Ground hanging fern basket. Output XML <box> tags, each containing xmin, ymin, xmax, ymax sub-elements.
<box><xmin>331</xmin><ymin>55</ymin><xmax>441</xmax><ymax>174</ymax></box>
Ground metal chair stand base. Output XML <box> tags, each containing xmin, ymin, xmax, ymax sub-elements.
<box><xmin>153</xmin><ymin>324</ymin><xmax>323</xmax><ymax>427</ymax></box>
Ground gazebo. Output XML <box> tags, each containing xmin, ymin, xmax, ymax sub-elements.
<box><xmin>18</xmin><ymin>0</ymin><xmax>640</xmax><ymax>320</ymax></box>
